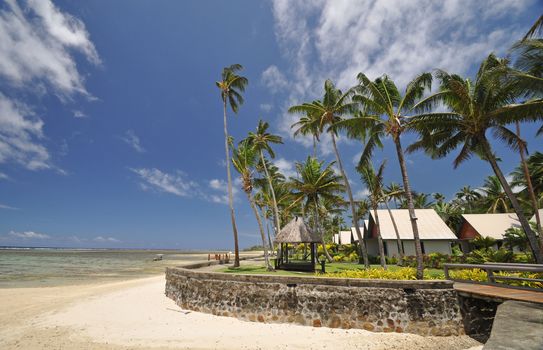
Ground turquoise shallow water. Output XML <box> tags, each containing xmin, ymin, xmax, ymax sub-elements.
<box><xmin>0</xmin><ymin>248</ymin><xmax>210</xmax><ymax>288</ymax></box>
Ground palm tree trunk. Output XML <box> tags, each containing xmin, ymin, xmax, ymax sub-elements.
<box><xmin>516</xmin><ymin>122</ymin><xmax>543</xmax><ymax>250</ymax></box>
<box><xmin>330</xmin><ymin>132</ymin><xmax>369</xmax><ymax>267</ymax></box>
<box><xmin>223</xmin><ymin>99</ymin><xmax>240</xmax><ymax>267</ymax></box>
<box><xmin>247</xmin><ymin>191</ymin><xmax>273</xmax><ymax>270</ymax></box>
<box><xmin>393</xmin><ymin>136</ymin><xmax>424</xmax><ymax>279</ymax></box>
<box><xmin>262</xmin><ymin>208</ymin><xmax>275</xmax><ymax>254</ymax></box>
<box><xmin>481</xmin><ymin>137</ymin><xmax>543</xmax><ymax>263</ymax></box>
<box><xmin>314</xmin><ymin>197</ymin><xmax>333</xmax><ymax>262</ymax></box>
<box><xmin>312</xmin><ymin>135</ymin><xmax>317</xmax><ymax>158</ymax></box>
<box><xmin>383</xmin><ymin>195</ymin><xmax>404</xmax><ymax>265</ymax></box>
<box><xmin>372</xmin><ymin>205</ymin><xmax>387</xmax><ymax>269</ymax></box>
<box><xmin>260</xmin><ymin>150</ymin><xmax>281</xmax><ymax>234</ymax></box>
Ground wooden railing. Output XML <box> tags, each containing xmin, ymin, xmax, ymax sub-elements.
<box><xmin>444</xmin><ymin>262</ymin><xmax>543</xmax><ymax>292</ymax></box>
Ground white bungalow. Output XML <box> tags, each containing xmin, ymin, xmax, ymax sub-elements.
<box><xmin>333</xmin><ymin>230</ymin><xmax>355</xmax><ymax>245</ymax></box>
<box><xmin>531</xmin><ymin>209</ymin><xmax>543</xmax><ymax>224</ymax></box>
<box><xmin>363</xmin><ymin>209</ymin><xmax>457</xmax><ymax>257</ymax></box>
<box><xmin>458</xmin><ymin>213</ymin><xmax>521</xmax><ymax>251</ymax></box>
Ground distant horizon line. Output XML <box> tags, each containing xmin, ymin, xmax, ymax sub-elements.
<box><xmin>0</xmin><ymin>245</ymin><xmax>236</xmax><ymax>252</ymax></box>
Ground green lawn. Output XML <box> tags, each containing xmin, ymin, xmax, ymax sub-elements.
<box><xmin>219</xmin><ymin>262</ymin><xmax>444</xmax><ymax>279</ymax></box>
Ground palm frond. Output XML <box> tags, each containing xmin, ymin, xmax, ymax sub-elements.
<box><xmin>400</xmin><ymin>72</ymin><xmax>432</xmax><ymax>112</ymax></box>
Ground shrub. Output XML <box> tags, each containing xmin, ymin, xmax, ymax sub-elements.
<box><xmin>449</xmin><ymin>268</ymin><xmax>487</xmax><ymax>282</ymax></box>
<box><xmin>466</xmin><ymin>248</ymin><xmax>514</xmax><ymax>264</ymax></box>
<box><xmin>346</xmin><ymin>251</ymin><xmax>359</xmax><ymax>262</ymax></box>
<box><xmin>386</xmin><ymin>255</ymin><xmax>398</xmax><ymax>265</ymax></box>
<box><xmin>319</xmin><ymin>267</ymin><xmax>443</xmax><ymax>280</ymax></box>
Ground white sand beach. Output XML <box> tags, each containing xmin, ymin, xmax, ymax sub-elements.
<box><xmin>0</xmin><ymin>273</ymin><xmax>482</xmax><ymax>350</ymax></box>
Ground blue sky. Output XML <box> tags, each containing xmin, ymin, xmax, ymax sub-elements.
<box><xmin>0</xmin><ymin>0</ymin><xmax>541</xmax><ymax>249</ymax></box>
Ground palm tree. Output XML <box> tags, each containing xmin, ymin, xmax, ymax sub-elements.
<box><xmin>216</xmin><ymin>64</ymin><xmax>248</xmax><ymax>267</ymax></box>
<box><xmin>455</xmin><ymin>186</ymin><xmax>481</xmax><ymax>212</ymax></box>
<box><xmin>434</xmin><ymin>201</ymin><xmax>464</xmax><ymax>232</ymax></box>
<box><xmin>289</xmin><ymin>156</ymin><xmax>345</xmax><ymax>263</ymax></box>
<box><xmin>292</xmin><ymin>109</ymin><xmax>320</xmax><ymax>157</ymax></box>
<box><xmin>247</xmin><ymin>120</ymin><xmax>284</xmax><ymax>235</ymax></box>
<box><xmin>342</xmin><ymin>73</ymin><xmax>433</xmax><ymax>278</ymax></box>
<box><xmin>289</xmin><ymin>80</ymin><xmax>370</xmax><ymax>267</ymax></box>
<box><xmin>512</xmin><ymin>152</ymin><xmax>543</xmax><ymax>203</ymax></box>
<box><xmin>254</xmin><ymin>191</ymin><xmax>275</xmax><ymax>253</ymax></box>
<box><xmin>480</xmin><ymin>176</ymin><xmax>512</xmax><ymax>213</ymax></box>
<box><xmin>413</xmin><ymin>193</ymin><xmax>434</xmax><ymax>209</ymax></box>
<box><xmin>232</xmin><ymin>139</ymin><xmax>272</xmax><ymax>270</ymax></box>
<box><xmin>408</xmin><ymin>54</ymin><xmax>543</xmax><ymax>263</ymax></box>
<box><xmin>513</xmin><ymin>122</ymin><xmax>542</xmax><ymax>242</ymax></box>
<box><xmin>433</xmin><ymin>193</ymin><xmax>446</xmax><ymax>204</ymax></box>
<box><xmin>358</xmin><ymin>161</ymin><xmax>387</xmax><ymax>268</ymax></box>
<box><xmin>385</xmin><ymin>182</ymin><xmax>404</xmax><ymax>208</ymax></box>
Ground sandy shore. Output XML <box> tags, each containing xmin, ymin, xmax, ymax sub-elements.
<box><xmin>0</xmin><ymin>272</ymin><xmax>483</xmax><ymax>350</ymax></box>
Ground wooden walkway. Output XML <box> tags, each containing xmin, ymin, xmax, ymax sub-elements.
<box><xmin>454</xmin><ymin>282</ymin><xmax>543</xmax><ymax>304</ymax></box>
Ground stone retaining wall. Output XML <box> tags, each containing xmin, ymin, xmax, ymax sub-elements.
<box><xmin>165</xmin><ymin>267</ymin><xmax>465</xmax><ymax>336</ymax></box>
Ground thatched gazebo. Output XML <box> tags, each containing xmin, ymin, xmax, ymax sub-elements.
<box><xmin>275</xmin><ymin>217</ymin><xmax>321</xmax><ymax>272</ymax></box>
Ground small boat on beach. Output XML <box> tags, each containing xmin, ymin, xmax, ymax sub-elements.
<box><xmin>153</xmin><ymin>254</ymin><xmax>163</xmax><ymax>261</ymax></box>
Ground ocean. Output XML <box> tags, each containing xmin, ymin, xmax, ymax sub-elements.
<box><xmin>0</xmin><ymin>248</ymin><xmax>212</xmax><ymax>288</ymax></box>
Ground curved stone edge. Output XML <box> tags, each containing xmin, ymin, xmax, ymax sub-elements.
<box><xmin>167</xmin><ymin>266</ymin><xmax>454</xmax><ymax>289</ymax></box>
<box><xmin>165</xmin><ymin>266</ymin><xmax>464</xmax><ymax>336</ymax></box>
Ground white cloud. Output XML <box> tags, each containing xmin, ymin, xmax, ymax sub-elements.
<box><xmin>261</xmin><ymin>65</ymin><xmax>288</xmax><ymax>93</ymax></box>
<box><xmin>0</xmin><ymin>94</ymin><xmax>50</xmax><ymax>170</ymax></box>
<box><xmin>0</xmin><ymin>0</ymin><xmax>100</xmax><ymax>170</ymax></box>
<box><xmin>0</xmin><ymin>172</ymin><xmax>8</xmax><ymax>180</ymax></box>
<box><xmin>130</xmin><ymin>168</ymin><xmax>198</xmax><ymax>197</ymax></box>
<box><xmin>8</xmin><ymin>230</ymin><xmax>50</xmax><ymax>239</ymax></box>
<box><xmin>354</xmin><ymin>188</ymin><xmax>370</xmax><ymax>200</ymax></box>
<box><xmin>270</xmin><ymin>0</ymin><xmax>531</xmax><ymax>150</ymax></box>
<box><xmin>0</xmin><ymin>0</ymin><xmax>100</xmax><ymax>95</ymax></box>
<box><xmin>93</xmin><ymin>236</ymin><xmax>120</xmax><ymax>243</ymax></box>
<box><xmin>120</xmin><ymin>129</ymin><xmax>146</xmax><ymax>153</ymax></box>
<box><xmin>274</xmin><ymin>157</ymin><xmax>296</xmax><ymax>179</ymax></box>
<box><xmin>0</xmin><ymin>203</ymin><xmax>19</xmax><ymax>210</ymax></box>
<box><xmin>73</xmin><ymin>110</ymin><xmax>87</xmax><ymax>118</ymax></box>
<box><xmin>206</xmin><ymin>178</ymin><xmax>239</xmax><ymax>205</ymax></box>
<box><xmin>259</xmin><ymin>103</ymin><xmax>273</xmax><ymax>112</ymax></box>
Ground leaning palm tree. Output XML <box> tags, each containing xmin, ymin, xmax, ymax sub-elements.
<box><xmin>289</xmin><ymin>157</ymin><xmax>345</xmax><ymax>263</ymax></box>
<box><xmin>341</xmin><ymin>72</ymin><xmax>433</xmax><ymax>279</ymax></box>
<box><xmin>216</xmin><ymin>64</ymin><xmax>248</xmax><ymax>267</ymax></box>
<box><xmin>408</xmin><ymin>54</ymin><xmax>543</xmax><ymax>263</ymax></box>
<box><xmin>358</xmin><ymin>161</ymin><xmax>387</xmax><ymax>269</ymax></box>
<box><xmin>232</xmin><ymin>139</ymin><xmax>273</xmax><ymax>270</ymax></box>
<box><xmin>512</xmin><ymin>122</ymin><xmax>542</xmax><ymax>242</ymax></box>
<box><xmin>247</xmin><ymin>120</ymin><xmax>283</xmax><ymax>235</ymax></box>
<box><xmin>289</xmin><ymin>80</ymin><xmax>370</xmax><ymax>267</ymax></box>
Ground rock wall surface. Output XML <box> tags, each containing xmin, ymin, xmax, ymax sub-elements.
<box><xmin>165</xmin><ymin>267</ymin><xmax>465</xmax><ymax>336</ymax></box>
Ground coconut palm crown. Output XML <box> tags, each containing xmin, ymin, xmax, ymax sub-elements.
<box><xmin>288</xmin><ymin>80</ymin><xmax>370</xmax><ymax>267</ymax></box>
<box><xmin>407</xmin><ymin>53</ymin><xmax>543</xmax><ymax>263</ymax></box>
<box><xmin>247</xmin><ymin>120</ymin><xmax>284</xmax><ymax>234</ymax></box>
<box><xmin>338</xmin><ymin>72</ymin><xmax>433</xmax><ymax>278</ymax></box>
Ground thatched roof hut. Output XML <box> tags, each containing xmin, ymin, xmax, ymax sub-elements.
<box><xmin>275</xmin><ymin>217</ymin><xmax>321</xmax><ymax>243</ymax></box>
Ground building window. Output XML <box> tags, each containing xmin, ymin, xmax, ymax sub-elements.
<box><xmin>420</xmin><ymin>241</ymin><xmax>426</xmax><ymax>254</ymax></box>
